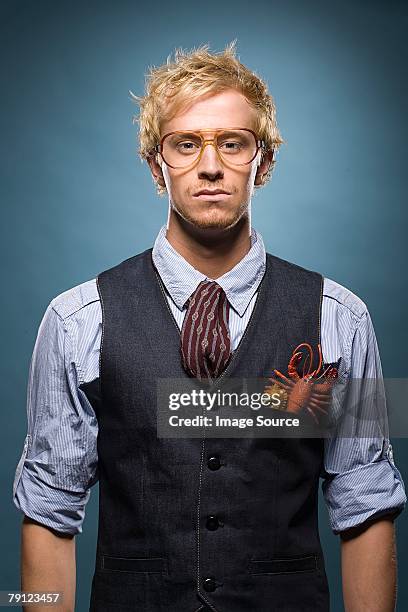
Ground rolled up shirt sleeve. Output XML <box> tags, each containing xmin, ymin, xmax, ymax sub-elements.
<box><xmin>321</xmin><ymin>308</ymin><xmax>407</xmax><ymax>535</ymax></box>
<box><xmin>13</xmin><ymin>300</ymin><xmax>99</xmax><ymax>536</ymax></box>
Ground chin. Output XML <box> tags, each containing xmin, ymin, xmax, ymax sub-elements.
<box><xmin>174</xmin><ymin>202</ymin><xmax>245</xmax><ymax>231</ymax></box>
<box><xmin>185</xmin><ymin>212</ymin><xmax>241</xmax><ymax>230</ymax></box>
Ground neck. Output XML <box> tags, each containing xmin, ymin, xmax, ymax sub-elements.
<box><xmin>165</xmin><ymin>210</ymin><xmax>252</xmax><ymax>279</ymax></box>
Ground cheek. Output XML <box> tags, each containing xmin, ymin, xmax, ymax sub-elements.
<box><xmin>236</xmin><ymin>167</ymin><xmax>257</xmax><ymax>194</ymax></box>
<box><xmin>162</xmin><ymin>168</ymin><xmax>186</xmax><ymax>196</ymax></box>
<box><xmin>235</xmin><ymin>159</ymin><xmax>258</xmax><ymax>184</ymax></box>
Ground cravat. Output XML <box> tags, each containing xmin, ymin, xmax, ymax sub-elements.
<box><xmin>180</xmin><ymin>280</ymin><xmax>232</xmax><ymax>380</ymax></box>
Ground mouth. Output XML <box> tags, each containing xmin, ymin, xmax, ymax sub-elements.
<box><xmin>192</xmin><ymin>189</ymin><xmax>232</xmax><ymax>201</ymax></box>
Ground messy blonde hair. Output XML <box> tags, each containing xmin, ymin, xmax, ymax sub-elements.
<box><xmin>130</xmin><ymin>41</ymin><xmax>285</xmax><ymax>195</ymax></box>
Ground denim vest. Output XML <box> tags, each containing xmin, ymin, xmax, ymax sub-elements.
<box><xmin>88</xmin><ymin>248</ymin><xmax>330</xmax><ymax>612</ymax></box>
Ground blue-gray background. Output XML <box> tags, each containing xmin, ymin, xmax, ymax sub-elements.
<box><xmin>1</xmin><ymin>0</ymin><xmax>407</xmax><ymax>609</ymax></box>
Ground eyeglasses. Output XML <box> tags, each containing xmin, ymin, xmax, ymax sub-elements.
<box><xmin>153</xmin><ymin>127</ymin><xmax>267</xmax><ymax>169</ymax></box>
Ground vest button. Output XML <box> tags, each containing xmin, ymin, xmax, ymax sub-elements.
<box><xmin>203</xmin><ymin>577</ymin><xmax>217</xmax><ymax>592</ymax></box>
<box><xmin>207</xmin><ymin>455</ymin><xmax>221</xmax><ymax>470</ymax></box>
<box><xmin>206</xmin><ymin>515</ymin><xmax>220</xmax><ymax>530</ymax></box>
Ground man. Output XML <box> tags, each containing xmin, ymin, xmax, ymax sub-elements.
<box><xmin>14</xmin><ymin>43</ymin><xmax>406</xmax><ymax>612</ymax></box>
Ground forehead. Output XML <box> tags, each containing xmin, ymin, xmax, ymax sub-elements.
<box><xmin>161</xmin><ymin>89</ymin><xmax>258</xmax><ymax>134</ymax></box>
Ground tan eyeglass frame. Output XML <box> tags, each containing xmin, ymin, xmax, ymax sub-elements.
<box><xmin>153</xmin><ymin>127</ymin><xmax>268</xmax><ymax>169</ymax></box>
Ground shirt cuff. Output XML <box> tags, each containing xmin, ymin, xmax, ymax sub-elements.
<box><xmin>322</xmin><ymin>455</ymin><xmax>407</xmax><ymax>535</ymax></box>
<box><xmin>13</xmin><ymin>468</ymin><xmax>90</xmax><ymax>536</ymax></box>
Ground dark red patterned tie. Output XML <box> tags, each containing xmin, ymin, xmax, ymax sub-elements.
<box><xmin>180</xmin><ymin>280</ymin><xmax>232</xmax><ymax>380</ymax></box>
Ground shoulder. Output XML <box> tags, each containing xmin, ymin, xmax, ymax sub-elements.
<box><xmin>49</xmin><ymin>278</ymin><xmax>100</xmax><ymax>324</ymax></box>
<box><xmin>48</xmin><ymin>248</ymin><xmax>152</xmax><ymax>322</ymax></box>
<box><xmin>322</xmin><ymin>276</ymin><xmax>368</xmax><ymax>321</ymax></box>
<box><xmin>45</xmin><ymin>278</ymin><xmax>101</xmax><ymax>383</ymax></box>
<box><xmin>320</xmin><ymin>277</ymin><xmax>372</xmax><ymax>373</ymax></box>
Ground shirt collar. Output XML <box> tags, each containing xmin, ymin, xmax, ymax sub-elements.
<box><xmin>151</xmin><ymin>224</ymin><xmax>266</xmax><ymax>317</ymax></box>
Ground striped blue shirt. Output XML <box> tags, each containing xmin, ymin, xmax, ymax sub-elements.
<box><xmin>13</xmin><ymin>225</ymin><xmax>406</xmax><ymax>535</ymax></box>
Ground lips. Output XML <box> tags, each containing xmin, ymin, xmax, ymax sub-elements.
<box><xmin>193</xmin><ymin>189</ymin><xmax>231</xmax><ymax>196</ymax></box>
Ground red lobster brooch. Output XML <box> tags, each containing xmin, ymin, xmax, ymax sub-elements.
<box><xmin>264</xmin><ymin>343</ymin><xmax>340</xmax><ymax>424</ymax></box>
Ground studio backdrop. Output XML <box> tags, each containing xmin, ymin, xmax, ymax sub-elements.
<box><xmin>1</xmin><ymin>1</ymin><xmax>407</xmax><ymax>610</ymax></box>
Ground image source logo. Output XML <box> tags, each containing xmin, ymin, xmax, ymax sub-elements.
<box><xmin>156</xmin><ymin>343</ymin><xmax>343</xmax><ymax>439</ymax></box>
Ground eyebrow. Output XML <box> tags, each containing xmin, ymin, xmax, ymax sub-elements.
<box><xmin>171</xmin><ymin>131</ymin><xmax>202</xmax><ymax>137</ymax></box>
<box><xmin>168</xmin><ymin>128</ymin><xmax>250</xmax><ymax>137</ymax></box>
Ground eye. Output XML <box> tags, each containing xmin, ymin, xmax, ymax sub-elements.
<box><xmin>219</xmin><ymin>141</ymin><xmax>243</xmax><ymax>151</ymax></box>
<box><xmin>175</xmin><ymin>141</ymin><xmax>201</xmax><ymax>155</ymax></box>
<box><xmin>177</xmin><ymin>141</ymin><xmax>198</xmax><ymax>150</ymax></box>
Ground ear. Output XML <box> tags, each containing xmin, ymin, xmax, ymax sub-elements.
<box><xmin>146</xmin><ymin>153</ymin><xmax>167</xmax><ymax>189</ymax></box>
<box><xmin>254</xmin><ymin>149</ymin><xmax>275</xmax><ymax>186</ymax></box>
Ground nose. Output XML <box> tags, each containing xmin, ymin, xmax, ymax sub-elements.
<box><xmin>196</xmin><ymin>141</ymin><xmax>224</xmax><ymax>181</ymax></box>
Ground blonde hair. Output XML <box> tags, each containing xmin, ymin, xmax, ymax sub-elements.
<box><xmin>130</xmin><ymin>41</ymin><xmax>285</xmax><ymax>195</ymax></box>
